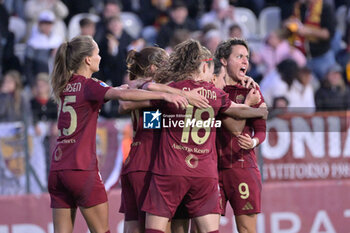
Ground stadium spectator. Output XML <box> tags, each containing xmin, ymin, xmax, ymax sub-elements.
<box><xmin>30</xmin><ymin>72</ymin><xmax>57</xmax><ymax>178</ymax></box>
<box><xmin>0</xmin><ymin>2</ymin><xmax>21</xmax><ymax>74</ymax></box>
<box><xmin>202</xmin><ymin>29</ymin><xmax>222</xmax><ymax>54</ymax></box>
<box><xmin>215</xmin><ymin>37</ymin><xmax>266</xmax><ymax>233</ymax></box>
<box><xmin>24</xmin><ymin>0</ymin><xmax>68</xmax><ymax>41</ymax></box>
<box><xmin>315</xmin><ymin>64</ymin><xmax>350</xmax><ymax>111</ymax></box>
<box><xmin>94</xmin><ymin>0</ymin><xmax>122</xmax><ymax>44</ymax></box>
<box><xmin>156</xmin><ymin>0</ymin><xmax>197</xmax><ymax>48</ymax></box>
<box><xmin>260</xmin><ymin>59</ymin><xmax>300</xmax><ymax>107</ymax></box>
<box><xmin>228</xmin><ymin>23</ymin><xmax>243</xmax><ymax>38</ymax></box>
<box><xmin>283</xmin><ymin>65</ymin><xmax>315</xmax><ymax>112</ymax></box>
<box><xmin>0</xmin><ymin>70</ymin><xmax>31</xmax><ymax>122</ymax></box>
<box><xmin>24</xmin><ymin>10</ymin><xmax>63</xmax><ymax>87</ymax></box>
<box><xmin>3</xmin><ymin>0</ymin><xmax>25</xmax><ymax>19</ymax></box>
<box><xmin>79</xmin><ymin>17</ymin><xmax>96</xmax><ymax>37</ymax></box>
<box><xmin>285</xmin><ymin>0</ymin><xmax>336</xmax><ymax>81</ymax></box>
<box><xmin>48</xmin><ymin>35</ymin><xmax>187</xmax><ymax>233</ymax></box>
<box><xmin>30</xmin><ymin>72</ymin><xmax>57</xmax><ymax>133</ymax></box>
<box><xmin>252</xmin><ymin>29</ymin><xmax>306</xmax><ymax>76</ymax></box>
<box><xmin>98</xmin><ymin>15</ymin><xmax>133</xmax><ymax>87</ymax></box>
<box><xmin>199</xmin><ymin>0</ymin><xmax>235</xmax><ymax>39</ymax></box>
<box><xmin>62</xmin><ymin>0</ymin><xmax>95</xmax><ymax>25</ymax></box>
<box><xmin>232</xmin><ymin>0</ymin><xmax>265</xmax><ymax>16</ymax></box>
<box><xmin>165</xmin><ymin>28</ymin><xmax>191</xmax><ymax>54</ymax></box>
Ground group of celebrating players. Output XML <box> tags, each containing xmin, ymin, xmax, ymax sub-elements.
<box><xmin>48</xmin><ymin>35</ymin><xmax>267</xmax><ymax>233</ymax></box>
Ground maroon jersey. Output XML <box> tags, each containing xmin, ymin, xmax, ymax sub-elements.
<box><xmin>50</xmin><ymin>75</ymin><xmax>111</xmax><ymax>171</ymax></box>
<box><xmin>216</xmin><ymin>85</ymin><xmax>266</xmax><ymax>169</ymax></box>
<box><xmin>122</xmin><ymin>82</ymin><xmax>160</xmax><ymax>174</ymax></box>
<box><xmin>121</xmin><ymin>107</ymin><xmax>160</xmax><ymax>174</ymax></box>
<box><xmin>151</xmin><ymin>80</ymin><xmax>231</xmax><ymax>178</ymax></box>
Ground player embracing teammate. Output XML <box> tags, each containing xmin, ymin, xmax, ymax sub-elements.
<box><xmin>215</xmin><ymin>38</ymin><xmax>267</xmax><ymax>233</ymax></box>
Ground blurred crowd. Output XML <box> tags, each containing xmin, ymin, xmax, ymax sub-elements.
<box><xmin>0</xmin><ymin>0</ymin><xmax>349</xmax><ymax>129</ymax></box>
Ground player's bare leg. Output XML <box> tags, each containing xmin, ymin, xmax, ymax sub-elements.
<box><xmin>171</xmin><ymin>219</ymin><xmax>189</xmax><ymax>233</ymax></box>
<box><xmin>193</xmin><ymin>214</ymin><xmax>220</xmax><ymax>233</ymax></box>
<box><xmin>235</xmin><ymin>214</ymin><xmax>257</xmax><ymax>233</ymax></box>
<box><xmin>52</xmin><ymin>208</ymin><xmax>77</xmax><ymax>233</ymax></box>
<box><xmin>124</xmin><ymin>220</ymin><xmax>144</xmax><ymax>233</ymax></box>
<box><xmin>79</xmin><ymin>202</ymin><xmax>109</xmax><ymax>233</ymax></box>
<box><xmin>145</xmin><ymin>213</ymin><xmax>169</xmax><ymax>232</ymax></box>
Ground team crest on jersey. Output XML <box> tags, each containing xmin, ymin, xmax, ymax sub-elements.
<box><xmin>143</xmin><ymin>110</ymin><xmax>161</xmax><ymax>129</ymax></box>
<box><xmin>236</xmin><ymin>94</ymin><xmax>245</xmax><ymax>104</ymax></box>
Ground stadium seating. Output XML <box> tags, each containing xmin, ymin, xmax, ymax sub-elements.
<box><xmin>120</xmin><ymin>12</ymin><xmax>143</xmax><ymax>39</ymax></box>
<box><xmin>234</xmin><ymin>7</ymin><xmax>258</xmax><ymax>39</ymax></box>
<box><xmin>336</xmin><ymin>5</ymin><xmax>347</xmax><ymax>37</ymax></box>
<box><xmin>9</xmin><ymin>16</ymin><xmax>27</xmax><ymax>43</ymax></box>
<box><xmin>68</xmin><ymin>13</ymin><xmax>100</xmax><ymax>40</ymax></box>
<box><xmin>259</xmin><ymin>6</ymin><xmax>281</xmax><ymax>39</ymax></box>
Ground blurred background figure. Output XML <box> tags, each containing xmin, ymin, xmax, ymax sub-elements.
<box><xmin>0</xmin><ymin>2</ymin><xmax>22</xmax><ymax>75</ymax></box>
<box><xmin>0</xmin><ymin>70</ymin><xmax>31</xmax><ymax>122</ymax></box>
<box><xmin>94</xmin><ymin>0</ymin><xmax>122</xmax><ymax>44</ymax></box>
<box><xmin>30</xmin><ymin>72</ymin><xmax>57</xmax><ymax>135</ymax></box>
<box><xmin>252</xmin><ymin>29</ymin><xmax>306</xmax><ymax>76</ymax></box>
<box><xmin>30</xmin><ymin>72</ymin><xmax>57</xmax><ymax>178</ymax></box>
<box><xmin>156</xmin><ymin>0</ymin><xmax>197</xmax><ymax>48</ymax></box>
<box><xmin>202</xmin><ymin>29</ymin><xmax>221</xmax><ymax>54</ymax></box>
<box><xmin>228</xmin><ymin>23</ymin><xmax>243</xmax><ymax>38</ymax></box>
<box><xmin>315</xmin><ymin>64</ymin><xmax>350</xmax><ymax>111</ymax></box>
<box><xmin>165</xmin><ymin>28</ymin><xmax>191</xmax><ymax>53</ymax></box>
<box><xmin>98</xmin><ymin>15</ymin><xmax>132</xmax><ymax>87</ymax></box>
<box><xmin>24</xmin><ymin>10</ymin><xmax>63</xmax><ymax>87</ymax></box>
<box><xmin>285</xmin><ymin>66</ymin><xmax>315</xmax><ymax>112</ymax></box>
<box><xmin>285</xmin><ymin>0</ymin><xmax>336</xmax><ymax>81</ymax></box>
<box><xmin>24</xmin><ymin>0</ymin><xmax>68</xmax><ymax>41</ymax></box>
<box><xmin>199</xmin><ymin>0</ymin><xmax>235</xmax><ymax>39</ymax></box>
<box><xmin>79</xmin><ymin>17</ymin><xmax>96</xmax><ymax>37</ymax></box>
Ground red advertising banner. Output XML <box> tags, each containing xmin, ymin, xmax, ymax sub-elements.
<box><xmin>261</xmin><ymin>111</ymin><xmax>350</xmax><ymax>182</ymax></box>
<box><xmin>1</xmin><ymin>180</ymin><xmax>349</xmax><ymax>233</ymax></box>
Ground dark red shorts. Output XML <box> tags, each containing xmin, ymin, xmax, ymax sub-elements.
<box><xmin>48</xmin><ymin>170</ymin><xmax>108</xmax><ymax>208</ymax></box>
<box><xmin>219</xmin><ymin>167</ymin><xmax>262</xmax><ymax>216</ymax></box>
<box><xmin>119</xmin><ymin>171</ymin><xmax>152</xmax><ymax>222</ymax></box>
<box><xmin>142</xmin><ymin>174</ymin><xmax>222</xmax><ymax>219</ymax></box>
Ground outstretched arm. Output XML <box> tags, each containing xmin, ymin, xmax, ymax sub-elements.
<box><xmin>223</xmin><ymin>101</ymin><xmax>268</xmax><ymax>119</ymax></box>
<box><xmin>118</xmin><ymin>100</ymin><xmax>151</xmax><ymax>114</ymax></box>
<box><xmin>145</xmin><ymin>83</ymin><xmax>210</xmax><ymax>109</ymax></box>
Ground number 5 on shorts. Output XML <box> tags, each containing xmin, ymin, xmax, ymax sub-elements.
<box><xmin>238</xmin><ymin>182</ymin><xmax>250</xmax><ymax>199</ymax></box>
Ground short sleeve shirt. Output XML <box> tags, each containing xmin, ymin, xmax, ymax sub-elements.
<box><xmin>50</xmin><ymin>75</ymin><xmax>111</xmax><ymax>171</ymax></box>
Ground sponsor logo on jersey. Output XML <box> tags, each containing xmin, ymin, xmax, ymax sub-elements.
<box><xmin>143</xmin><ymin>110</ymin><xmax>161</xmax><ymax>129</ymax></box>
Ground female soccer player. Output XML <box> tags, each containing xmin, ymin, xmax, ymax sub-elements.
<box><xmin>215</xmin><ymin>38</ymin><xmax>267</xmax><ymax>233</ymax></box>
<box><xmin>120</xmin><ymin>47</ymin><xmax>210</xmax><ymax>233</ymax></box>
<box><xmin>48</xmin><ymin>35</ymin><xmax>188</xmax><ymax>233</ymax></box>
<box><xmin>141</xmin><ymin>39</ymin><xmax>267</xmax><ymax>233</ymax></box>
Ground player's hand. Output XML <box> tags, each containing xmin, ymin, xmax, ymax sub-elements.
<box><xmin>259</xmin><ymin>103</ymin><xmax>268</xmax><ymax>120</ymax></box>
<box><xmin>119</xmin><ymin>84</ymin><xmax>130</xmax><ymax>89</ymax></box>
<box><xmin>241</xmin><ymin>76</ymin><xmax>259</xmax><ymax>89</ymax></box>
<box><xmin>163</xmin><ymin>93</ymin><xmax>188</xmax><ymax>109</ymax></box>
<box><xmin>237</xmin><ymin>134</ymin><xmax>254</xmax><ymax>150</ymax></box>
<box><xmin>245</xmin><ymin>89</ymin><xmax>261</xmax><ymax>106</ymax></box>
<box><xmin>183</xmin><ymin>88</ymin><xmax>209</xmax><ymax>109</ymax></box>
